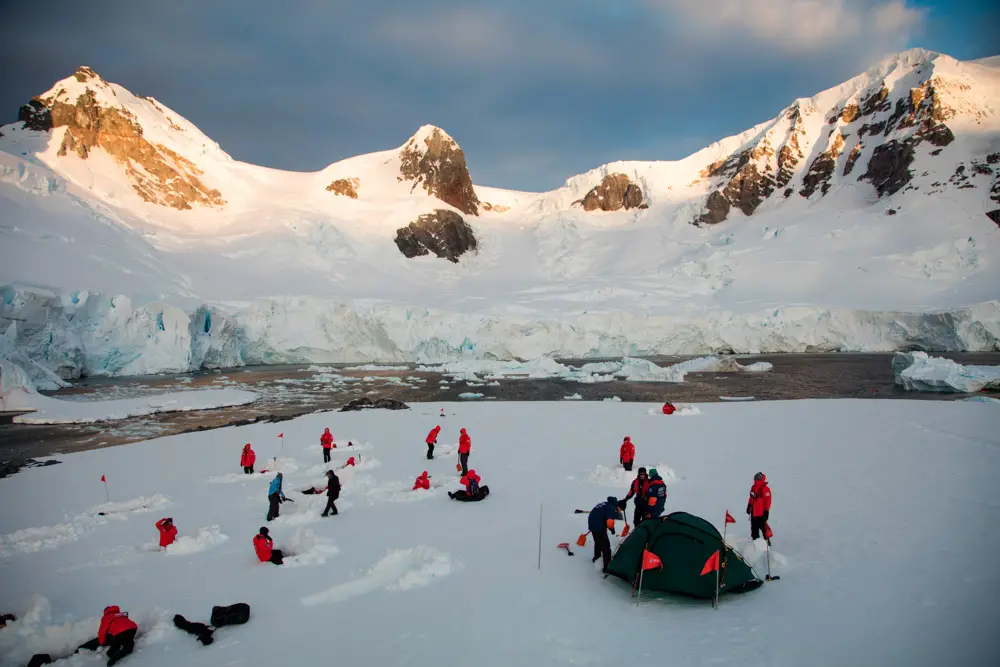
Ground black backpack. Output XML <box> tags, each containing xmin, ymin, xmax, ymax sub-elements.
<box><xmin>210</xmin><ymin>603</ymin><xmax>251</xmax><ymax>627</ymax></box>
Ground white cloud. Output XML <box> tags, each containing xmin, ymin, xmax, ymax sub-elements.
<box><xmin>650</xmin><ymin>0</ymin><xmax>923</xmax><ymax>53</ymax></box>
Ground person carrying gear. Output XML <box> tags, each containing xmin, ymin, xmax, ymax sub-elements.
<box><xmin>320</xmin><ymin>428</ymin><xmax>334</xmax><ymax>463</ymax></box>
<box><xmin>619</xmin><ymin>437</ymin><xmax>635</xmax><ymax>472</ymax></box>
<box><xmin>622</xmin><ymin>467</ymin><xmax>650</xmax><ymax>526</ymax></box>
<box><xmin>425</xmin><ymin>425</ymin><xmax>441</xmax><ymax>460</ymax></box>
<box><xmin>458</xmin><ymin>428</ymin><xmax>471</xmax><ymax>475</ymax></box>
<box><xmin>266</xmin><ymin>472</ymin><xmax>285</xmax><ymax>521</ymax></box>
<box><xmin>240</xmin><ymin>443</ymin><xmax>256</xmax><ymax>474</ymax></box>
<box><xmin>747</xmin><ymin>472</ymin><xmax>772</xmax><ymax>544</ymax></box>
<box><xmin>413</xmin><ymin>471</ymin><xmax>431</xmax><ymax>490</ymax></box>
<box><xmin>253</xmin><ymin>526</ymin><xmax>284</xmax><ymax>565</ymax></box>
<box><xmin>155</xmin><ymin>517</ymin><xmax>177</xmax><ymax>549</ymax></box>
<box><xmin>97</xmin><ymin>605</ymin><xmax>138</xmax><ymax>666</ymax></box>
<box><xmin>319</xmin><ymin>470</ymin><xmax>341</xmax><ymax>517</ymax></box>
<box><xmin>645</xmin><ymin>468</ymin><xmax>667</xmax><ymax>519</ymax></box>
<box><xmin>588</xmin><ymin>496</ymin><xmax>623</xmax><ymax>573</ymax></box>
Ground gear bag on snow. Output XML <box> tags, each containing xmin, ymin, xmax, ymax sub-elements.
<box><xmin>210</xmin><ymin>603</ymin><xmax>251</xmax><ymax>627</ymax></box>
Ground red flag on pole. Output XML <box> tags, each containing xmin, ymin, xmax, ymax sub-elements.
<box><xmin>100</xmin><ymin>474</ymin><xmax>106</xmax><ymax>482</ymax></box>
<box><xmin>641</xmin><ymin>549</ymin><xmax>662</xmax><ymax>571</ymax></box>
<box><xmin>725</xmin><ymin>511</ymin><xmax>735</xmax><ymax>525</ymax></box>
<box><xmin>700</xmin><ymin>550</ymin><xmax>720</xmax><ymax>576</ymax></box>
<box><xmin>764</xmin><ymin>523</ymin><xmax>774</xmax><ymax>540</ymax></box>
<box><xmin>277</xmin><ymin>433</ymin><xmax>283</xmax><ymax>438</ymax></box>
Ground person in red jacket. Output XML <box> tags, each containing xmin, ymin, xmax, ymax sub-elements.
<box><xmin>413</xmin><ymin>470</ymin><xmax>431</xmax><ymax>490</ymax></box>
<box><xmin>747</xmin><ymin>472</ymin><xmax>772</xmax><ymax>544</ymax></box>
<box><xmin>97</xmin><ymin>605</ymin><xmax>138</xmax><ymax>666</ymax></box>
<box><xmin>253</xmin><ymin>526</ymin><xmax>283</xmax><ymax>565</ymax></box>
<box><xmin>155</xmin><ymin>517</ymin><xmax>177</xmax><ymax>549</ymax></box>
<box><xmin>320</xmin><ymin>428</ymin><xmax>334</xmax><ymax>463</ymax></box>
<box><xmin>619</xmin><ymin>437</ymin><xmax>635</xmax><ymax>471</ymax></box>
<box><xmin>425</xmin><ymin>425</ymin><xmax>441</xmax><ymax>460</ymax></box>
<box><xmin>449</xmin><ymin>469</ymin><xmax>489</xmax><ymax>501</ymax></box>
<box><xmin>458</xmin><ymin>428</ymin><xmax>471</xmax><ymax>475</ymax></box>
<box><xmin>662</xmin><ymin>402</ymin><xmax>676</xmax><ymax>415</ymax></box>
<box><xmin>240</xmin><ymin>443</ymin><xmax>256</xmax><ymax>474</ymax></box>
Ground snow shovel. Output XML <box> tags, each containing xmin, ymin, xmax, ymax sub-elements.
<box><xmin>576</xmin><ymin>532</ymin><xmax>589</xmax><ymax>547</ymax></box>
<box><xmin>621</xmin><ymin>521</ymin><xmax>631</xmax><ymax>538</ymax></box>
<box><xmin>456</xmin><ymin>452</ymin><xmax>462</xmax><ymax>473</ymax></box>
<box><xmin>557</xmin><ymin>542</ymin><xmax>575</xmax><ymax>556</ymax></box>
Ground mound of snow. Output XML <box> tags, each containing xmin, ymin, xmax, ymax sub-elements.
<box><xmin>646</xmin><ymin>404</ymin><xmax>702</xmax><ymax>416</ymax></box>
<box><xmin>164</xmin><ymin>525</ymin><xmax>228</xmax><ymax>556</ymax></box>
<box><xmin>300</xmin><ymin>546</ymin><xmax>455</xmax><ymax>605</ymax></box>
<box><xmin>587</xmin><ymin>463</ymin><xmax>678</xmax><ymax>487</ymax></box>
<box><xmin>283</xmin><ymin>528</ymin><xmax>340</xmax><ymax>567</ymax></box>
<box><xmin>893</xmin><ymin>351</ymin><xmax>1000</xmax><ymax>393</ymax></box>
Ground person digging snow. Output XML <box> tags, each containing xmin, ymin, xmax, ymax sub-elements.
<box><xmin>425</xmin><ymin>425</ymin><xmax>441</xmax><ymax>460</ymax></box>
<box><xmin>644</xmin><ymin>468</ymin><xmax>667</xmax><ymax>520</ymax></box>
<box><xmin>458</xmin><ymin>427</ymin><xmax>471</xmax><ymax>475</ymax></box>
<box><xmin>267</xmin><ymin>472</ymin><xmax>286</xmax><ymax>521</ymax></box>
<box><xmin>588</xmin><ymin>496</ymin><xmax>623</xmax><ymax>573</ymax></box>
<box><xmin>241</xmin><ymin>443</ymin><xmax>256</xmax><ymax>474</ymax></box>
<box><xmin>413</xmin><ymin>470</ymin><xmax>431</xmax><ymax>490</ymax></box>
<box><xmin>619</xmin><ymin>436</ymin><xmax>635</xmax><ymax>472</ymax></box>
<box><xmin>94</xmin><ymin>605</ymin><xmax>138</xmax><ymax>666</ymax></box>
<box><xmin>449</xmin><ymin>469</ymin><xmax>490</xmax><ymax>501</ymax></box>
<box><xmin>622</xmin><ymin>467</ymin><xmax>651</xmax><ymax>527</ymax></box>
<box><xmin>662</xmin><ymin>401</ymin><xmax>676</xmax><ymax>415</ymax></box>
<box><xmin>319</xmin><ymin>470</ymin><xmax>341</xmax><ymax>517</ymax></box>
<box><xmin>321</xmin><ymin>427</ymin><xmax>335</xmax><ymax>463</ymax></box>
<box><xmin>155</xmin><ymin>517</ymin><xmax>177</xmax><ymax>549</ymax></box>
<box><xmin>253</xmin><ymin>526</ymin><xmax>284</xmax><ymax>565</ymax></box>
<box><xmin>747</xmin><ymin>472</ymin><xmax>772</xmax><ymax>544</ymax></box>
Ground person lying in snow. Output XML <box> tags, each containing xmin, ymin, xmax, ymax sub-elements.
<box><xmin>619</xmin><ymin>436</ymin><xmax>635</xmax><ymax>471</ymax></box>
<box><xmin>253</xmin><ymin>526</ymin><xmax>284</xmax><ymax>565</ymax></box>
<box><xmin>747</xmin><ymin>471</ymin><xmax>772</xmax><ymax>544</ymax></box>
<box><xmin>155</xmin><ymin>517</ymin><xmax>177</xmax><ymax>549</ymax></box>
<box><xmin>622</xmin><ymin>467</ymin><xmax>650</xmax><ymax>527</ymax></box>
<box><xmin>448</xmin><ymin>469</ymin><xmax>490</xmax><ymax>501</ymax></box>
<box><xmin>644</xmin><ymin>468</ymin><xmax>667</xmax><ymax>519</ymax></box>
<box><xmin>240</xmin><ymin>443</ymin><xmax>256</xmax><ymax>474</ymax></box>
<box><xmin>413</xmin><ymin>470</ymin><xmax>431</xmax><ymax>490</ymax></box>
<box><xmin>267</xmin><ymin>472</ymin><xmax>286</xmax><ymax>521</ymax></box>
<box><xmin>321</xmin><ymin>427</ymin><xmax>334</xmax><ymax>462</ymax></box>
<box><xmin>588</xmin><ymin>496</ymin><xmax>623</xmax><ymax>573</ymax></box>
<box><xmin>425</xmin><ymin>425</ymin><xmax>441</xmax><ymax>460</ymax></box>
<box><xmin>662</xmin><ymin>402</ymin><xmax>676</xmax><ymax>415</ymax></box>
<box><xmin>79</xmin><ymin>605</ymin><xmax>138</xmax><ymax>666</ymax></box>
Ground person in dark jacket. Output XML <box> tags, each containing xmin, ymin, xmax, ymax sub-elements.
<box><xmin>622</xmin><ymin>467</ymin><xmax>650</xmax><ymax>526</ymax></box>
<box><xmin>645</xmin><ymin>468</ymin><xmax>667</xmax><ymax>519</ymax></box>
<box><xmin>266</xmin><ymin>472</ymin><xmax>285</xmax><ymax>521</ymax></box>
<box><xmin>319</xmin><ymin>470</ymin><xmax>341</xmax><ymax>517</ymax></box>
<box><xmin>588</xmin><ymin>496</ymin><xmax>622</xmax><ymax>573</ymax></box>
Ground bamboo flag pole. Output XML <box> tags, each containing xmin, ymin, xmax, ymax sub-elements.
<box><xmin>537</xmin><ymin>503</ymin><xmax>543</xmax><ymax>570</ymax></box>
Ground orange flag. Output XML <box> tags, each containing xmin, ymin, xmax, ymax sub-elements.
<box><xmin>764</xmin><ymin>523</ymin><xmax>774</xmax><ymax>540</ymax></box>
<box><xmin>700</xmin><ymin>550</ymin><xmax>720</xmax><ymax>575</ymax></box>
<box><xmin>725</xmin><ymin>511</ymin><xmax>735</xmax><ymax>524</ymax></box>
<box><xmin>641</xmin><ymin>549</ymin><xmax>662</xmax><ymax>571</ymax></box>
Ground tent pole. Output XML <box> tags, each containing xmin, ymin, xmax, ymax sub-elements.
<box><xmin>714</xmin><ymin>565</ymin><xmax>720</xmax><ymax>610</ymax></box>
<box><xmin>537</xmin><ymin>503</ymin><xmax>543</xmax><ymax>570</ymax></box>
<box><xmin>636</xmin><ymin>568</ymin><xmax>644</xmax><ymax>607</ymax></box>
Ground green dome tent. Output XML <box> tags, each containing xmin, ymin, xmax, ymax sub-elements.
<box><xmin>606</xmin><ymin>511</ymin><xmax>763</xmax><ymax>599</ymax></box>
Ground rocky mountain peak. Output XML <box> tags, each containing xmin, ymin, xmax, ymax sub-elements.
<box><xmin>397</xmin><ymin>125</ymin><xmax>480</xmax><ymax>215</ymax></box>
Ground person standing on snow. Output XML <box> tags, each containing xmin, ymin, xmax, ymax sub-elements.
<box><xmin>458</xmin><ymin>428</ymin><xmax>471</xmax><ymax>475</ymax></box>
<box><xmin>644</xmin><ymin>468</ymin><xmax>667</xmax><ymax>519</ymax></box>
<box><xmin>320</xmin><ymin>428</ymin><xmax>334</xmax><ymax>463</ymax></box>
<box><xmin>425</xmin><ymin>425</ymin><xmax>441</xmax><ymax>460</ymax></box>
<box><xmin>240</xmin><ymin>443</ymin><xmax>256</xmax><ymax>474</ymax></box>
<box><xmin>97</xmin><ymin>605</ymin><xmax>138</xmax><ymax>666</ymax></box>
<box><xmin>155</xmin><ymin>517</ymin><xmax>177</xmax><ymax>549</ymax></box>
<box><xmin>588</xmin><ymin>496</ymin><xmax>623</xmax><ymax>573</ymax></box>
<box><xmin>622</xmin><ymin>467</ymin><xmax>650</xmax><ymax>526</ymax></box>
<box><xmin>747</xmin><ymin>472</ymin><xmax>772</xmax><ymax>544</ymax></box>
<box><xmin>619</xmin><ymin>436</ymin><xmax>635</xmax><ymax>471</ymax></box>
<box><xmin>266</xmin><ymin>472</ymin><xmax>285</xmax><ymax>521</ymax></box>
<box><xmin>413</xmin><ymin>471</ymin><xmax>431</xmax><ymax>490</ymax></box>
<box><xmin>253</xmin><ymin>526</ymin><xmax>284</xmax><ymax>565</ymax></box>
<box><xmin>319</xmin><ymin>470</ymin><xmax>341</xmax><ymax>517</ymax></box>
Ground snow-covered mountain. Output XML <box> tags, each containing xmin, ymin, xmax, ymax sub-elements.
<box><xmin>1</xmin><ymin>49</ymin><xmax>999</xmax><ymax>384</ymax></box>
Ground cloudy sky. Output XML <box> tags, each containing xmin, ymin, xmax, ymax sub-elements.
<box><xmin>2</xmin><ymin>0</ymin><xmax>997</xmax><ymax>190</ymax></box>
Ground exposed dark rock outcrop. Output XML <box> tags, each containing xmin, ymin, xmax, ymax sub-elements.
<box><xmin>576</xmin><ymin>173</ymin><xmax>646</xmax><ymax>211</ymax></box>
<box><xmin>326</xmin><ymin>177</ymin><xmax>359</xmax><ymax>198</ymax></box>
<box><xmin>987</xmin><ymin>210</ymin><xmax>1000</xmax><ymax>227</ymax></box>
<box><xmin>844</xmin><ymin>142</ymin><xmax>863</xmax><ymax>176</ymax></box>
<box><xmin>860</xmin><ymin>140</ymin><xmax>916</xmax><ymax>197</ymax></box>
<box><xmin>340</xmin><ymin>397</ymin><xmax>410</xmax><ymax>412</ymax></box>
<box><xmin>398</xmin><ymin>126</ymin><xmax>479</xmax><ymax>215</ymax></box>
<box><xmin>697</xmin><ymin>191</ymin><xmax>731</xmax><ymax>225</ymax></box>
<box><xmin>394</xmin><ymin>209</ymin><xmax>477</xmax><ymax>263</ymax></box>
<box><xmin>800</xmin><ymin>131</ymin><xmax>846</xmax><ymax>198</ymax></box>
<box><xmin>776</xmin><ymin>106</ymin><xmax>806</xmax><ymax>190</ymax></box>
<box><xmin>17</xmin><ymin>99</ymin><xmax>52</xmax><ymax>131</ymax></box>
<box><xmin>722</xmin><ymin>150</ymin><xmax>776</xmax><ymax>216</ymax></box>
<box><xmin>481</xmin><ymin>202</ymin><xmax>510</xmax><ymax>213</ymax></box>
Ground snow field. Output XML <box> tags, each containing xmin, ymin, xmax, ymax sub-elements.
<box><xmin>0</xmin><ymin>400</ymin><xmax>997</xmax><ymax>667</ymax></box>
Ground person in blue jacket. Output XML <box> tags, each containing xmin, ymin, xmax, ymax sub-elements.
<box><xmin>267</xmin><ymin>472</ymin><xmax>286</xmax><ymax>521</ymax></box>
<box><xmin>588</xmin><ymin>496</ymin><xmax>623</xmax><ymax>573</ymax></box>
<box><xmin>645</xmin><ymin>468</ymin><xmax>667</xmax><ymax>519</ymax></box>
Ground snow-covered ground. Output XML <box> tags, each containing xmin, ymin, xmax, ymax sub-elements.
<box><xmin>1</xmin><ymin>400</ymin><xmax>997</xmax><ymax>666</ymax></box>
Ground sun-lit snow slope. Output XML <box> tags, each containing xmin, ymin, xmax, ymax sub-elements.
<box><xmin>0</xmin><ymin>400</ymin><xmax>997</xmax><ymax>667</ymax></box>
<box><xmin>1</xmin><ymin>49</ymin><xmax>999</xmax><ymax>376</ymax></box>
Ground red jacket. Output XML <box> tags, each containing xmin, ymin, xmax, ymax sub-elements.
<box><xmin>240</xmin><ymin>445</ymin><xmax>256</xmax><ymax>467</ymax></box>
<box><xmin>625</xmin><ymin>476</ymin><xmax>650</xmax><ymax>502</ymax></box>
<box><xmin>98</xmin><ymin>606</ymin><xmax>137</xmax><ymax>645</ymax></box>
<box><xmin>620</xmin><ymin>439</ymin><xmax>635</xmax><ymax>463</ymax></box>
<box><xmin>460</xmin><ymin>470</ymin><xmax>481</xmax><ymax>491</ymax></box>
<box><xmin>413</xmin><ymin>472</ymin><xmax>430</xmax><ymax>490</ymax></box>
<box><xmin>253</xmin><ymin>534</ymin><xmax>273</xmax><ymax>562</ymax></box>
<box><xmin>321</xmin><ymin>430</ymin><xmax>334</xmax><ymax>449</ymax></box>
<box><xmin>155</xmin><ymin>519</ymin><xmax>177</xmax><ymax>548</ymax></box>
<box><xmin>748</xmin><ymin>479</ymin><xmax>772</xmax><ymax>517</ymax></box>
<box><xmin>458</xmin><ymin>429</ymin><xmax>471</xmax><ymax>454</ymax></box>
<box><xmin>662</xmin><ymin>403</ymin><xmax>676</xmax><ymax>415</ymax></box>
<box><xmin>426</xmin><ymin>426</ymin><xmax>441</xmax><ymax>445</ymax></box>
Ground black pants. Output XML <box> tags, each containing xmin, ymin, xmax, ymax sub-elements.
<box><xmin>426</xmin><ymin>442</ymin><xmax>434</xmax><ymax>459</ymax></box>
<box><xmin>449</xmin><ymin>486</ymin><xmax>489</xmax><ymax>502</ymax></box>
<box><xmin>107</xmin><ymin>627</ymin><xmax>136</xmax><ymax>665</ymax></box>
<box><xmin>632</xmin><ymin>502</ymin><xmax>646</xmax><ymax>527</ymax></box>
<box><xmin>592</xmin><ymin>528</ymin><xmax>612</xmax><ymax>572</ymax></box>
<box><xmin>270</xmin><ymin>548</ymin><xmax>284</xmax><ymax>565</ymax></box>
<box><xmin>459</xmin><ymin>453</ymin><xmax>469</xmax><ymax>475</ymax></box>
<box><xmin>322</xmin><ymin>496</ymin><xmax>339</xmax><ymax>516</ymax></box>
<box><xmin>243</xmin><ymin>465</ymin><xmax>253</xmax><ymax>474</ymax></box>
<box><xmin>751</xmin><ymin>516</ymin><xmax>769</xmax><ymax>541</ymax></box>
<box><xmin>323</xmin><ymin>448</ymin><xmax>331</xmax><ymax>463</ymax></box>
<box><xmin>267</xmin><ymin>493</ymin><xmax>280</xmax><ymax>521</ymax></box>
<box><xmin>623</xmin><ymin>460</ymin><xmax>633</xmax><ymax>471</ymax></box>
